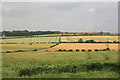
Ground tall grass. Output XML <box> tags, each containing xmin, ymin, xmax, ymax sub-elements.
<box><xmin>2</xmin><ymin>51</ymin><xmax>119</xmax><ymax>78</ymax></box>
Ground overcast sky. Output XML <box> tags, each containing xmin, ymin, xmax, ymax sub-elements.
<box><xmin>2</xmin><ymin>2</ymin><xmax>118</xmax><ymax>32</ymax></box>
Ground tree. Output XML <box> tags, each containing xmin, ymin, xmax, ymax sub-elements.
<box><xmin>100</xmin><ymin>31</ymin><xmax>103</xmax><ymax>35</ymax></box>
<box><xmin>78</xmin><ymin>38</ymin><xmax>83</xmax><ymax>43</ymax></box>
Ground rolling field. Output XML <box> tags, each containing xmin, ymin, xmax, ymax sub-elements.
<box><xmin>1</xmin><ymin>35</ymin><xmax>119</xmax><ymax>78</ymax></box>
<box><xmin>1</xmin><ymin>36</ymin><xmax>59</xmax><ymax>44</ymax></box>
<box><xmin>44</xmin><ymin>43</ymin><xmax>119</xmax><ymax>51</ymax></box>
<box><xmin>61</xmin><ymin>36</ymin><xmax>118</xmax><ymax>42</ymax></box>
<box><xmin>2</xmin><ymin>51</ymin><xmax>119</xmax><ymax>78</ymax></box>
<box><xmin>1</xmin><ymin>43</ymin><xmax>55</xmax><ymax>53</ymax></box>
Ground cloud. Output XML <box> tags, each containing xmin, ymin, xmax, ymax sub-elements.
<box><xmin>48</xmin><ymin>3</ymin><xmax>81</xmax><ymax>11</ymax></box>
<box><xmin>3</xmin><ymin>4</ymin><xmax>12</xmax><ymax>12</ymax></box>
<box><xmin>2</xmin><ymin>2</ymin><xmax>118</xmax><ymax>33</ymax></box>
<box><xmin>87</xmin><ymin>8</ymin><xmax>95</xmax><ymax>12</ymax></box>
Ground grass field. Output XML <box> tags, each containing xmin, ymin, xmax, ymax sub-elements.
<box><xmin>1</xmin><ymin>36</ymin><xmax>59</xmax><ymax>44</ymax></box>
<box><xmin>2</xmin><ymin>51</ymin><xmax>119</xmax><ymax>78</ymax></box>
<box><xmin>61</xmin><ymin>36</ymin><xmax>118</xmax><ymax>42</ymax></box>
<box><xmin>1</xmin><ymin>43</ymin><xmax>55</xmax><ymax>53</ymax></box>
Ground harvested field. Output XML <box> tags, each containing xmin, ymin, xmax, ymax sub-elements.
<box><xmin>43</xmin><ymin>43</ymin><xmax>119</xmax><ymax>51</ymax></box>
<box><xmin>61</xmin><ymin>36</ymin><xmax>118</xmax><ymax>42</ymax></box>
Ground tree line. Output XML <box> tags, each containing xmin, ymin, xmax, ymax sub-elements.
<box><xmin>0</xmin><ymin>30</ymin><xmax>118</xmax><ymax>36</ymax></box>
<box><xmin>1</xmin><ymin>30</ymin><xmax>60</xmax><ymax>36</ymax></box>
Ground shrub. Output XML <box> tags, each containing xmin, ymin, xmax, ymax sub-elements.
<box><xmin>78</xmin><ymin>38</ymin><xmax>83</xmax><ymax>43</ymax></box>
<box><xmin>76</xmin><ymin>49</ymin><xmax>79</xmax><ymax>51</ymax></box>
<box><xmin>36</xmin><ymin>42</ymin><xmax>39</xmax><ymax>44</ymax></box>
<box><xmin>6</xmin><ymin>51</ymin><xmax>12</xmax><ymax>53</ymax></box>
<box><xmin>113</xmin><ymin>41</ymin><xmax>117</xmax><ymax>43</ymax></box>
<box><xmin>85</xmin><ymin>40</ymin><xmax>95</xmax><ymax>43</ymax></box>
<box><xmin>95</xmin><ymin>49</ymin><xmax>99</xmax><ymax>51</ymax></box>
<box><xmin>58</xmin><ymin>49</ymin><xmax>62</xmax><ymax>51</ymax></box>
<box><xmin>102</xmin><ymin>49</ymin><xmax>107</xmax><ymax>51</ymax></box>
<box><xmin>63</xmin><ymin>49</ymin><xmax>66</xmax><ymax>51</ymax></box>
<box><xmin>88</xmin><ymin>49</ymin><xmax>92</xmax><ymax>52</ymax></box>
<box><xmin>68</xmin><ymin>49</ymin><xmax>73</xmax><ymax>51</ymax></box>
<box><xmin>106</xmin><ymin>48</ymin><xmax>110</xmax><ymax>51</ymax></box>
<box><xmin>46</xmin><ymin>50</ymin><xmax>48</xmax><ymax>51</ymax></box>
<box><xmin>81</xmin><ymin>49</ymin><xmax>85</xmax><ymax>52</ymax></box>
<box><xmin>34</xmin><ymin>49</ymin><xmax>37</xmax><ymax>51</ymax></box>
<box><xmin>16</xmin><ymin>50</ymin><xmax>25</xmax><ymax>52</ymax></box>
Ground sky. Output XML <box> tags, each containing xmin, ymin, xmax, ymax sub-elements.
<box><xmin>2</xmin><ymin>2</ymin><xmax>118</xmax><ymax>32</ymax></box>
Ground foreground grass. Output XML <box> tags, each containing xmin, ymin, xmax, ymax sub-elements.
<box><xmin>2</xmin><ymin>51</ymin><xmax>119</xmax><ymax>78</ymax></box>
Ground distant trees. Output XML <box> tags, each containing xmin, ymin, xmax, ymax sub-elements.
<box><xmin>78</xmin><ymin>38</ymin><xmax>95</xmax><ymax>43</ymax></box>
<box><xmin>2</xmin><ymin>30</ymin><xmax>60</xmax><ymax>36</ymax></box>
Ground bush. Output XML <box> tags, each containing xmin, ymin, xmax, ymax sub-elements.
<box><xmin>88</xmin><ymin>49</ymin><xmax>91</xmax><ymax>51</ymax></box>
<box><xmin>58</xmin><ymin>49</ymin><xmax>62</xmax><ymax>51</ymax></box>
<box><xmin>106</xmin><ymin>48</ymin><xmax>110</xmax><ymax>51</ymax></box>
<box><xmin>76</xmin><ymin>49</ymin><xmax>80</xmax><ymax>51</ymax></box>
<box><xmin>102</xmin><ymin>49</ymin><xmax>107</xmax><ymax>51</ymax></box>
<box><xmin>46</xmin><ymin>50</ymin><xmax>48</xmax><ymax>51</ymax></box>
<box><xmin>16</xmin><ymin>50</ymin><xmax>25</xmax><ymax>52</ymax></box>
<box><xmin>36</xmin><ymin>42</ymin><xmax>39</xmax><ymax>44</ymax></box>
<box><xmin>113</xmin><ymin>41</ymin><xmax>117</xmax><ymax>43</ymax></box>
<box><xmin>34</xmin><ymin>49</ymin><xmax>37</xmax><ymax>51</ymax></box>
<box><xmin>63</xmin><ymin>49</ymin><xmax>66</xmax><ymax>51</ymax></box>
<box><xmin>68</xmin><ymin>49</ymin><xmax>73</xmax><ymax>51</ymax></box>
<box><xmin>85</xmin><ymin>40</ymin><xmax>95</xmax><ymax>43</ymax></box>
<box><xmin>6</xmin><ymin>51</ymin><xmax>12</xmax><ymax>53</ymax></box>
<box><xmin>81</xmin><ymin>49</ymin><xmax>85</xmax><ymax>52</ymax></box>
<box><xmin>78</xmin><ymin>38</ymin><xmax>83</xmax><ymax>43</ymax></box>
<box><xmin>95</xmin><ymin>49</ymin><xmax>99</xmax><ymax>51</ymax></box>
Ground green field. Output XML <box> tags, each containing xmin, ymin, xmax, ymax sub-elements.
<box><xmin>2</xmin><ymin>51</ymin><xmax>119</xmax><ymax>78</ymax></box>
<box><xmin>1</xmin><ymin>36</ymin><xmax>59</xmax><ymax>44</ymax></box>
<box><xmin>1</xmin><ymin>43</ymin><xmax>55</xmax><ymax>53</ymax></box>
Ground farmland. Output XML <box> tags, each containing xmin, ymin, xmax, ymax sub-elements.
<box><xmin>1</xmin><ymin>36</ymin><xmax>59</xmax><ymax>44</ymax></box>
<box><xmin>1</xmin><ymin>35</ymin><xmax>119</xmax><ymax>78</ymax></box>
<box><xmin>44</xmin><ymin>43</ymin><xmax>119</xmax><ymax>51</ymax></box>
<box><xmin>1</xmin><ymin>43</ymin><xmax>55</xmax><ymax>53</ymax></box>
<box><xmin>61</xmin><ymin>36</ymin><xmax>118</xmax><ymax>42</ymax></box>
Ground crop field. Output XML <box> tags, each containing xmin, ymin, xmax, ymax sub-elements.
<box><xmin>1</xmin><ymin>43</ymin><xmax>55</xmax><ymax>53</ymax></box>
<box><xmin>1</xmin><ymin>36</ymin><xmax>59</xmax><ymax>44</ymax></box>
<box><xmin>61</xmin><ymin>36</ymin><xmax>118</xmax><ymax>42</ymax></box>
<box><xmin>2</xmin><ymin>51</ymin><xmax>119</xmax><ymax>78</ymax></box>
<box><xmin>44</xmin><ymin>43</ymin><xmax>119</xmax><ymax>51</ymax></box>
<box><xmin>1</xmin><ymin>35</ymin><xmax>119</xmax><ymax>78</ymax></box>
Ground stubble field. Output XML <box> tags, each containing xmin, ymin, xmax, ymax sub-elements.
<box><xmin>61</xmin><ymin>36</ymin><xmax>118</xmax><ymax>42</ymax></box>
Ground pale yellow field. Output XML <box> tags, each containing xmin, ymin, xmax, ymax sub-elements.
<box><xmin>44</xmin><ymin>43</ymin><xmax>119</xmax><ymax>51</ymax></box>
<box><xmin>1</xmin><ymin>37</ymin><xmax>59</xmax><ymax>44</ymax></box>
<box><xmin>61</xmin><ymin>36</ymin><xmax>118</xmax><ymax>42</ymax></box>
